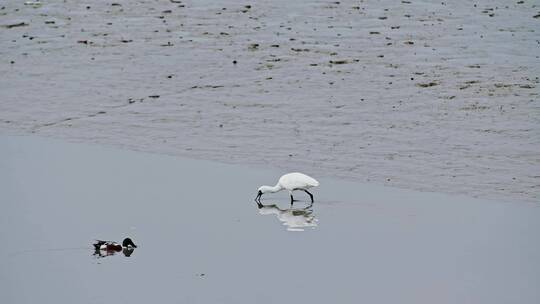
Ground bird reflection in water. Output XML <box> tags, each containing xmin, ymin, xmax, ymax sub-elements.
<box><xmin>256</xmin><ymin>202</ymin><xmax>318</xmax><ymax>231</ymax></box>
<box><xmin>93</xmin><ymin>246</ymin><xmax>136</xmax><ymax>258</ymax></box>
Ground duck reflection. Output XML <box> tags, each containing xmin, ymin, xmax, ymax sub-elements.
<box><xmin>93</xmin><ymin>247</ymin><xmax>135</xmax><ymax>258</ymax></box>
<box><xmin>256</xmin><ymin>202</ymin><xmax>318</xmax><ymax>231</ymax></box>
<box><xmin>122</xmin><ymin>247</ymin><xmax>135</xmax><ymax>257</ymax></box>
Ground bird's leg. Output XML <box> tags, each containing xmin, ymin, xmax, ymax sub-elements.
<box><xmin>290</xmin><ymin>194</ymin><xmax>294</xmax><ymax>206</ymax></box>
<box><xmin>303</xmin><ymin>190</ymin><xmax>314</xmax><ymax>203</ymax></box>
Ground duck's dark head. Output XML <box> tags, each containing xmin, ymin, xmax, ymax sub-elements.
<box><xmin>122</xmin><ymin>238</ymin><xmax>137</xmax><ymax>248</ymax></box>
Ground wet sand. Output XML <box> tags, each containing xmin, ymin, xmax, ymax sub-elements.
<box><xmin>0</xmin><ymin>1</ymin><xmax>538</xmax><ymax>203</ymax></box>
<box><xmin>1</xmin><ymin>135</ymin><xmax>539</xmax><ymax>304</ymax></box>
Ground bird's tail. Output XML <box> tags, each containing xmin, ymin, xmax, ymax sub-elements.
<box><xmin>93</xmin><ymin>240</ymin><xmax>106</xmax><ymax>250</ymax></box>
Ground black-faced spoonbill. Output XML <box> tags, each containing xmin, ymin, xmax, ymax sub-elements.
<box><xmin>255</xmin><ymin>172</ymin><xmax>320</xmax><ymax>205</ymax></box>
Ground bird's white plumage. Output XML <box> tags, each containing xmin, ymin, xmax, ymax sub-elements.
<box><xmin>256</xmin><ymin>172</ymin><xmax>320</xmax><ymax>203</ymax></box>
<box><xmin>278</xmin><ymin>172</ymin><xmax>319</xmax><ymax>191</ymax></box>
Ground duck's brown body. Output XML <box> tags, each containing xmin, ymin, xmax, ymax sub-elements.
<box><xmin>93</xmin><ymin>238</ymin><xmax>137</xmax><ymax>251</ymax></box>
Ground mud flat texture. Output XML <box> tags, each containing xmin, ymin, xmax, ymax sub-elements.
<box><xmin>1</xmin><ymin>0</ymin><xmax>539</xmax><ymax>203</ymax></box>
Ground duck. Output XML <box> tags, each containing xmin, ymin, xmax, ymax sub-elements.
<box><xmin>93</xmin><ymin>237</ymin><xmax>137</xmax><ymax>252</ymax></box>
<box><xmin>256</xmin><ymin>172</ymin><xmax>320</xmax><ymax>205</ymax></box>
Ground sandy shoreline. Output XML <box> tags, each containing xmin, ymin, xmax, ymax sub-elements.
<box><xmin>1</xmin><ymin>0</ymin><xmax>539</xmax><ymax>203</ymax></box>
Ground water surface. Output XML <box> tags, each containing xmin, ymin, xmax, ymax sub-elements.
<box><xmin>0</xmin><ymin>136</ymin><xmax>539</xmax><ymax>304</ymax></box>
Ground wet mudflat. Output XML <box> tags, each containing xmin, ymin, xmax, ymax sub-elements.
<box><xmin>0</xmin><ymin>0</ymin><xmax>539</xmax><ymax>203</ymax></box>
<box><xmin>1</xmin><ymin>136</ymin><xmax>539</xmax><ymax>304</ymax></box>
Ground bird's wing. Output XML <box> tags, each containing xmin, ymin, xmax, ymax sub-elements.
<box><xmin>93</xmin><ymin>240</ymin><xmax>108</xmax><ymax>249</ymax></box>
<box><xmin>280</xmin><ymin>172</ymin><xmax>319</xmax><ymax>188</ymax></box>
<box><xmin>94</xmin><ymin>240</ymin><xmax>115</xmax><ymax>246</ymax></box>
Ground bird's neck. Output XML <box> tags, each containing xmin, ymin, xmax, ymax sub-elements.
<box><xmin>267</xmin><ymin>184</ymin><xmax>283</xmax><ymax>193</ymax></box>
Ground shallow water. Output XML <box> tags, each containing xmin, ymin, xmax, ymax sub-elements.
<box><xmin>1</xmin><ymin>136</ymin><xmax>539</xmax><ymax>304</ymax></box>
<box><xmin>1</xmin><ymin>0</ymin><xmax>539</xmax><ymax>203</ymax></box>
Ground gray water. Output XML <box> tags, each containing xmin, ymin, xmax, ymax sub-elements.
<box><xmin>1</xmin><ymin>135</ymin><xmax>539</xmax><ymax>304</ymax></box>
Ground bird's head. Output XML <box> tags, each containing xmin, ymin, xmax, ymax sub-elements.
<box><xmin>258</xmin><ymin>186</ymin><xmax>275</xmax><ymax>194</ymax></box>
<box><xmin>122</xmin><ymin>238</ymin><xmax>137</xmax><ymax>248</ymax></box>
<box><xmin>255</xmin><ymin>186</ymin><xmax>272</xmax><ymax>202</ymax></box>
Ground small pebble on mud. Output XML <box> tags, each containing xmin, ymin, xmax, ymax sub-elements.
<box><xmin>416</xmin><ymin>82</ymin><xmax>439</xmax><ymax>87</ymax></box>
<box><xmin>329</xmin><ymin>59</ymin><xmax>349</xmax><ymax>64</ymax></box>
<box><xmin>248</xmin><ymin>43</ymin><xmax>259</xmax><ymax>50</ymax></box>
<box><xmin>4</xmin><ymin>22</ymin><xmax>28</xmax><ymax>29</ymax></box>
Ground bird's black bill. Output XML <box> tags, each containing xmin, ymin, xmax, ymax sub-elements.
<box><xmin>254</xmin><ymin>192</ymin><xmax>262</xmax><ymax>202</ymax></box>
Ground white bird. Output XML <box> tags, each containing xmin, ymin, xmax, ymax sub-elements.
<box><xmin>255</xmin><ymin>172</ymin><xmax>320</xmax><ymax>205</ymax></box>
